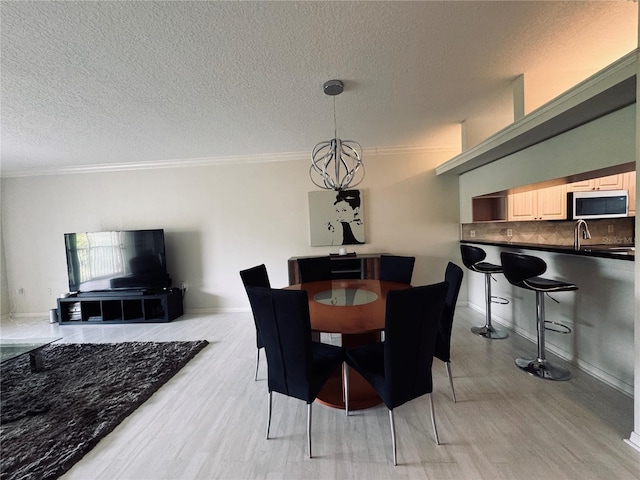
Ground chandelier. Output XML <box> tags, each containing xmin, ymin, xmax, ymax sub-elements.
<box><xmin>310</xmin><ymin>80</ymin><xmax>364</xmax><ymax>191</ymax></box>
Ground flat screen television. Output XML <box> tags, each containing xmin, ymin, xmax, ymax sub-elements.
<box><xmin>65</xmin><ymin>229</ymin><xmax>171</xmax><ymax>293</ymax></box>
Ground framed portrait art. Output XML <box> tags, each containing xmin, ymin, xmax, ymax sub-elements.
<box><xmin>308</xmin><ymin>189</ymin><xmax>365</xmax><ymax>246</ymax></box>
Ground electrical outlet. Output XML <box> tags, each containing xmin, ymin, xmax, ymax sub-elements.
<box><xmin>470</xmin><ymin>230</ymin><xmax>476</xmax><ymax>238</ymax></box>
<box><xmin>507</xmin><ymin>229</ymin><xmax>513</xmax><ymax>237</ymax></box>
<box><xmin>608</xmin><ymin>225</ymin><xmax>614</xmax><ymax>233</ymax></box>
<box><xmin>47</xmin><ymin>288</ymin><xmax>52</xmax><ymax>295</ymax></box>
<box><xmin>181</xmin><ymin>281</ymin><xmax>188</xmax><ymax>292</ymax></box>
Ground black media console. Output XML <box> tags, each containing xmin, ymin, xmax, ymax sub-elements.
<box><xmin>57</xmin><ymin>288</ymin><xmax>183</xmax><ymax>324</ymax></box>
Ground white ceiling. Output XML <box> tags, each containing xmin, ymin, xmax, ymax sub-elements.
<box><xmin>1</xmin><ymin>1</ymin><xmax>637</xmax><ymax>177</ymax></box>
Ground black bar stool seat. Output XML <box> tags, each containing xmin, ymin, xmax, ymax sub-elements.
<box><xmin>520</xmin><ymin>276</ymin><xmax>579</xmax><ymax>292</ymax></box>
<box><xmin>460</xmin><ymin>245</ymin><xmax>509</xmax><ymax>339</ymax></box>
<box><xmin>500</xmin><ymin>252</ymin><xmax>577</xmax><ymax>381</ymax></box>
<box><xmin>468</xmin><ymin>261</ymin><xmax>503</xmax><ymax>274</ymax></box>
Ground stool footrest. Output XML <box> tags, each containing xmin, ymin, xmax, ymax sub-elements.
<box><xmin>515</xmin><ymin>357</ymin><xmax>571</xmax><ymax>381</ymax></box>
<box><xmin>490</xmin><ymin>295</ymin><xmax>509</xmax><ymax>305</ymax></box>
<box><xmin>544</xmin><ymin>321</ymin><xmax>571</xmax><ymax>334</ymax></box>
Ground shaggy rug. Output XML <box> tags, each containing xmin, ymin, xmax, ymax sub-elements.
<box><xmin>0</xmin><ymin>341</ymin><xmax>208</xmax><ymax>480</ymax></box>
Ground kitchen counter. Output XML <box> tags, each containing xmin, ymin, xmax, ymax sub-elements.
<box><xmin>460</xmin><ymin>240</ymin><xmax>634</xmax><ymax>396</ymax></box>
<box><xmin>460</xmin><ymin>239</ymin><xmax>634</xmax><ymax>261</ymax></box>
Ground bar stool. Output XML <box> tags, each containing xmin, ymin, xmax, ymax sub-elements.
<box><xmin>500</xmin><ymin>252</ymin><xmax>577</xmax><ymax>381</ymax></box>
<box><xmin>460</xmin><ymin>244</ymin><xmax>509</xmax><ymax>339</ymax></box>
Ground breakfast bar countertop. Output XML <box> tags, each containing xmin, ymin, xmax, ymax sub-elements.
<box><xmin>460</xmin><ymin>239</ymin><xmax>635</xmax><ymax>261</ymax></box>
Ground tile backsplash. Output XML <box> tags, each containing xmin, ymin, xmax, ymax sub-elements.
<box><xmin>461</xmin><ymin>217</ymin><xmax>635</xmax><ymax>246</ymax></box>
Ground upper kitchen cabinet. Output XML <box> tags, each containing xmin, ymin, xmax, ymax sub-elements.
<box><xmin>567</xmin><ymin>169</ymin><xmax>636</xmax><ymax>215</ymax></box>
<box><xmin>623</xmin><ymin>171</ymin><xmax>636</xmax><ymax>216</ymax></box>
<box><xmin>567</xmin><ymin>174</ymin><xmax>625</xmax><ymax>191</ymax></box>
<box><xmin>472</xmin><ymin>169</ymin><xmax>636</xmax><ymax>222</ymax></box>
<box><xmin>508</xmin><ymin>184</ymin><xmax>567</xmax><ymax>221</ymax></box>
<box><xmin>472</xmin><ymin>194</ymin><xmax>507</xmax><ymax>222</ymax></box>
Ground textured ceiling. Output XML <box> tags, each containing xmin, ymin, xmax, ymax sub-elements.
<box><xmin>1</xmin><ymin>1</ymin><xmax>637</xmax><ymax>177</ymax></box>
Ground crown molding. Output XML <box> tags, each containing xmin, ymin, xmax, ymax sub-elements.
<box><xmin>1</xmin><ymin>144</ymin><xmax>457</xmax><ymax>178</ymax></box>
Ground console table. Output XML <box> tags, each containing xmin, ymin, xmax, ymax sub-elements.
<box><xmin>57</xmin><ymin>288</ymin><xmax>183</xmax><ymax>324</ymax></box>
<box><xmin>287</xmin><ymin>253</ymin><xmax>388</xmax><ymax>285</ymax></box>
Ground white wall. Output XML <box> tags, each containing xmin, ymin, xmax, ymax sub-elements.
<box><xmin>0</xmin><ymin>148</ymin><xmax>461</xmax><ymax>316</ymax></box>
<box><xmin>0</xmin><ymin>210</ymin><xmax>10</xmax><ymax>318</ymax></box>
<box><xmin>632</xmin><ymin>11</ymin><xmax>640</xmax><ymax>451</ymax></box>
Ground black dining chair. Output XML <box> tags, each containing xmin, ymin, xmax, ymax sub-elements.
<box><xmin>245</xmin><ymin>286</ymin><xmax>345</xmax><ymax>459</ymax></box>
<box><xmin>378</xmin><ymin>254</ymin><xmax>415</xmax><ymax>284</ymax></box>
<box><xmin>343</xmin><ymin>281</ymin><xmax>448</xmax><ymax>466</ymax></box>
<box><xmin>297</xmin><ymin>256</ymin><xmax>333</xmax><ymax>283</ymax></box>
<box><xmin>239</xmin><ymin>264</ymin><xmax>271</xmax><ymax>381</ymax></box>
<box><xmin>435</xmin><ymin>262</ymin><xmax>464</xmax><ymax>403</ymax></box>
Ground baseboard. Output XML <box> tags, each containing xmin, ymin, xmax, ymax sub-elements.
<box><xmin>467</xmin><ymin>302</ymin><xmax>633</xmax><ymax>397</ymax></box>
<box><xmin>3</xmin><ymin>308</ymin><xmax>251</xmax><ymax>320</ymax></box>
<box><xmin>624</xmin><ymin>431</ymin><xmax>640</xmax><ymax>454</ymax></box>
<box><xmin>5</xmin><ymin>312</ymin><xmax>49</xmax><ymax>320</ymax></box>
<box><xmin>184</xmin><ymin>307</ymin><xmax>250</xmax><ymax>314</ymax></box>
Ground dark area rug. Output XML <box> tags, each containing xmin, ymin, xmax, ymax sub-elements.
<box><xmin>0</xmin><ymin>341</ymin><xmax>208</xmax><ymax>480</ymax></box>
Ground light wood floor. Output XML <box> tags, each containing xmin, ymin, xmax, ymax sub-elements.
<box><xmin>2</xmin><ymin>306</ymin><xmax>639</xmax><ymax>479</ymax></box>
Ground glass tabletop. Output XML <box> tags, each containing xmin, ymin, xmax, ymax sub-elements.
<box><xmin>314</xmin><ymin>288</ymin><xmax>378</xmax><ymax>306</ymax></box>
<box><xmin>0</xmin><ymin>337</ymin><xmax>62</xmax><ymax>363</ymax></box>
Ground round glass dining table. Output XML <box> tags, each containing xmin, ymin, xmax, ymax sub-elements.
<box><xmin>287</xmin><ymin>278</ymin><xmax>410</xmax><ymax>410</ymax></box>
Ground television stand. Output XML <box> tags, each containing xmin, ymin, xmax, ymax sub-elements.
<box><xmin>57</xmin><ymin>289</ymin><xmax>183</xmax><ymax>324</ymax></box>
<box><xmin>77</xmin><ymin>289</ymin><xmax>147</xmax><ymax>297</ymax></box>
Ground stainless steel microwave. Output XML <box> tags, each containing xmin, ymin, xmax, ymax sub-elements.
<box><xmin>567</xmin><ymin>190</ymin><xmax>628</xmax><ymax>220</ymax></box>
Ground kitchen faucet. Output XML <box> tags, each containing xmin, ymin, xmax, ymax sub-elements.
<box><xmin>574</xmin><ymin>219</ymin><xmax>591</xmax><ymax>250</ymax></box>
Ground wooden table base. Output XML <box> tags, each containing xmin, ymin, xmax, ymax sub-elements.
<box><xmin>316</xmin><ymin>331</ymin><xmax>382</xmax><ymax>410</ymax></box>
<box><xmin>289</xmin><ymin>280</ymin><xmax>410</xmax><ymax>411</ymax></box>
<box><xmin>316</xmin><ymin>366</ymin><xmax>381</xmax><ymax>410</ymax></box>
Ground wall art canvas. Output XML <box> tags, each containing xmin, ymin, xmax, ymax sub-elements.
<box><xmin>308</xmin><ymin>189</ymin><xmax>365</xmax><ymax>246</ymax></box>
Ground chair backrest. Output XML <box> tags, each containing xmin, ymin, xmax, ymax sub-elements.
<box><xmin>500</xmin><ymin>252</ymin><xmax>547</xmax><ymax>287</ymax></box>
<box><xmin>245</xmin><ymin>286</ymin><xmax>315</xmax><ymax>402</ymax></box>
<box><xmin>239</xmin><ymin>264</ymin><xmax>271</xmax><ymax>289</ymax></box>
<box><xmin>434</xmin><ymin>262</ymin><xmax>463</xmax><ymax>363</ymax></box>
<box><xmin>240</xmin><ymin>264</ymin><xmax>271</xmax><ymax>350</ymax></box>
<box><xmin>460</xmin><ymin>244</ymin><xmax>486</xmax><ymax>270</ymax></box>
<box><xmin>379</xmin><ymin>254</ymin><xmax>416</xmax><ymax>284</ymax></box>
<box><xmin>383</xmin><ymin>281</ymin><xmax>448</xmax><ymax>409</ymax></box>
<box><xmin>297</xmin><ymin>256</ymin><xmax>332</xmax><ymax>283</ymax></box>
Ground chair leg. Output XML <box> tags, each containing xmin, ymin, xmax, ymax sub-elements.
<box><xmin>266</xmin><ymin>391</ymin><xmax>272</xmax><ymax>439</ymax></box>
<box><xmin>515</xmin><ymin>291</ymin><xmax>571</xmax><ymax>381</ymax></box>
<box><xmin>445</xmin><ymin>362</ymin><xmax>456</xmax><ymax>403</ymax></box>
<box><xmin>388</xmin><ymin>409</ymin><xmax>397</xmax><ymax>466</ymax></box>
<box><xmin>429</xmin><ymin>393</ymin><xmax>440</xmax><ymax>445</ymax></box>
<box><xmin>343</xmin><ymin>362</ymin><xmax>349</xmax><ymax>416</ymax></box>
<box><xmin>254</xmin><ymin>348</ymin><xmax>260</xmax><ymax>381</ymax></box>
<box><xmin>471</xmin><ymin>273</ymin><xmax>509</xmax><ymax>339</ymax></box>
<box><xmin>307</xmin><ymin>403</ymin><xmax>312</xmax><ymax>459</ymax></box>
